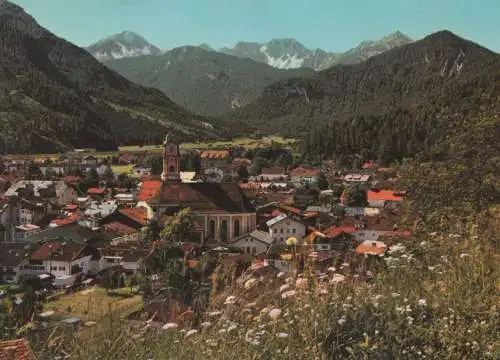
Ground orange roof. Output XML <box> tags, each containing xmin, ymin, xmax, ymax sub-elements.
<box><xmin>87</xmin><ymin>187</ymin><xmax>107</xmax><ymax>195</ymax></box>
<box><xmin>200</xmin><ymin>150</ymin><xmax>230</xmax><ymax>159</ymax></box>
<box><xmin>104</xmin><ymin>221</ymin><xmax>137</xmax><ymax>235</ymax></box>
<box><xmin>137</xmin><ymin>180</ymin><xmax>162</xmax><ymax>201</ymax></box>
<box><xmin>367</xmin><ymin>190</ymin><xmax>403</xmax><ymax>202</ymax></box>
<box><xmin>0</xmin><ymin>338</ymin><xmax>35</xmax><ymax>360</ymax></box>
<box><xmin>290</xmin><ymin>166</ymin><xmax>319</xmax><ymax>177</ymax></box>
<box><xmin>323</xmin><ymin>226</ymin><xmax>356</xmax><ymax>238</ymax></box>
<box><xmin>355</xmin><ymin>244</ymin><xmax>387</xmax><ymax>256</ymax></box>
<box><xmin>119</xmin><ymin>207</ymin><xmax>148</xmax><ymax>225</ymax></box>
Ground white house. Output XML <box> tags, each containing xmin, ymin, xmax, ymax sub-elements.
<box><xmin>15</xmin><ymin>224</ymin><xmax>41</xmax><ymax>242</ymax></box>
<box><xmin>229</xmin><ymin>230</ymin><xmax>274</xmax><ymax>255</ymax></box>
<box><xmin>289</xmin><ymin>166</ymin><xmax>319</xmax><ymax>185</ymax></box>
<box><xmin>343</xmin><ymin>174</ymin><xmax>371</xmax><ymax>184</ymax></box>
<box><xmin>266</xmin><ymin>213</ymin><xmax>306</xmax><ymax>244</ymax></box>
<box><xmin>4</xmin><ymin>180</ymin><xmax>77</xmax><ymax>206</ymax></box>
<box><xmin>23</xmin><ymin>241</ymin><xmax>100</xmax><ymax>279</ymax></box>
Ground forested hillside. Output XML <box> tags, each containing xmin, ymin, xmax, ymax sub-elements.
<box><xmin>226</xmin><ymin>31</ymin><xmax>500</xmax><ymax>164</ymax></box>
<box><xmin>0</xmin><ymin>2</ymin><xmax>225</xmax><ymax>154</ymax></box>
<box><xmin>104</xmin><ymin>46</ymin><xmax>315</xmax><ymax>117</ymax></box>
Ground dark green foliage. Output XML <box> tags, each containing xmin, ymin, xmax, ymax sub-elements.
<box><xmin>0</xmin><ymin>3</ymin><xmax>227</xmax><ymax>154</ymax></box>
<box><xmin>344</xmin><ymin>184</ymin><xmax>368</xmax><ymax>207</ymax></box>
<box><xmin>84</xmin><ymin>167</ymin><xmax>99</xmax><ymax>188</ymax></box>
<box><xmin>225</xmin><ymin>31</ymin><xmax>500</xmax><ymax>165</ymax></box>
<box><xmin>316</xmin><ymin>172</ymin><xmax>329</xmax><ymax>190</ymax></box>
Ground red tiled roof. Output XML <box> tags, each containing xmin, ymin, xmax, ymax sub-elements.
<box><xmin>290</xmin><ymin>166</ymin><xmax>319</xmax><ymax>177</ymax></box>
<box><xmin>87</xmin><ymin>187</ymin><xmax>107</xmax><ymax>195</ymax></box>
<box><xmin>277</xmin><ymin>204</ymin><xmax>302</xmax><ymax>216</ymax></box>
<box><xmin>104</xmin><ymin>221</ymin><xmax>138</xmax><ymax>235</ymax></box>
<box><xmin>159</xmin><ymin>183</ymin><xmax>255</xmax><ymax>214</ymax></box>
<box><xmin>31</xmin><ymin>241</ymin><xmax>87</xmax><ymax>262</ymax></box>
<box><xmin>137</xmin><ymin>180</ymin><xmax>162</xmax><ymax>201</ymax></box>
<box><xmin>200</xmin><ymin>150</ymin><xmax>230</xmax><ymax>159</ymax></box>
<box><xmin>323</xmin><ymin>226</ymin><xmax>356</xmax><ymax>237</ymax></box>
<box><xmin>64</xmin><ymin>204</ymin><xmax>78</xmax><ymax>210</ymax></box>
<box><xmin>367</xmin><ymin>190</ymin><xmax>403</xmax><ymax>202</ymax></box>
<box><xmin>0</xmin><ymin>338</ymin><xmax>35</xmax><ymax>360</ymax></box>
<box><xmin>355</xmin><ymin>243</ymin><xmax>387</xmax><ymax>256</ymax></box>
<box><xmin>119</xmin><ymin>207</ymin><xmax>148</xmax><ymax>226</ymax></box>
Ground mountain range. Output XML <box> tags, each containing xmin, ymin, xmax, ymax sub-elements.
<box><xmin>0</xmin><ymin>1</ymin><xmax>224</xmax><ymax>154</ymax></box>
<box><xmin>87</xmin><ymin>31</ymin><xmax>413</xmax><ymax>71</ymax></box>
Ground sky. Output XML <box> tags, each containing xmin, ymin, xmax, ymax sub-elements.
<box><xmin>11</xmin><ymin>0</ymin><xmax>500</xmax><ymax>52</ymax></box>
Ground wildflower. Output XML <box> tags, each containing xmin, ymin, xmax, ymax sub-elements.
<box><xmin>418</xmin><ymin>299</ymin><xmax>427</xmax><ymax>307</ymax></box>
<box><xmin>244</xmin><ymin>278</ymin><xmax>258</xmax><ymax>289</ymax></box>
<box><xmin>428</xmin><ymin>266</ymin><xmax>435</xmax><ymax>271</ymax></box>
<box><xmin>268</xmin><ymin>308</ymin><xmax>282</xmax><ymax>319</ymax></box>
<box><xmin>200</xmin><ymin>321</ymin><xmax>212</xmax><ymax>328</ymax></box>
<box><xmin>206</xmin><ymin>339</ymin><xmax>218</xmax><ymax>347</ymax></box>
<box><xmin>227</xmin><ymin>324</ymin><xmax>238</xmax><ymax>333</ymax></box>
<box><xmin>162</xmin><ymin>323</ymin><xmax>178</xmax><ymax>330</ymax></box>
<box><xmin>330</xmin><ymin>274</ymin><xmax>345</xmax><ymax>283</ymax></box>
<box><xmin>245</xmin><ymin>302</ymin><xmax>257</xmax><ymax>308</ymax></box>
<box><xmin>277</xmin><ymin>272</ymin><xmax>285</xmax><ymax>279</ymax></box>
<box><xmin>295</xmin><ymin>278</ymin><xmax>309</xmax><ymax>289</ymax></box>
<box><xmin>327</xmin><ymin>266</ymin><xmax>336</xmax><ymax>272</ymax></box>
<box><xmin>285</xmin><ymin>277</ymin><xmax>294</xmax><ymax>284</ymax></box>
<box><xmin>282</xmin><ymin>290</ymin><xmax>296</xmax><ymax>299</ymax></box>
<box><xmin>391</xmin><ymin>292</ymin><xmax>400</xmax><ymax>298</ymax></box>
<box><xmin>277</xmin><ymin>332</ymin><xmax>289</xmax><ymax>338</ymax></box>
<box><xmin>207</xmin><ymin>311</ymin><xmax>222</xmax><ymax>317</ymax></box>
<box><xmin>280</xmin><ymin>284</ymin><xmax>290</xmax><ymax>293</ymax></box>
<box><xmin>184</xmin><ymin>329</ymin><xmax>198</xmax><ymax>339</ymax></box>
<box><xmin>460</xmin><ymin>253</ymin><xmax>469</xmax><ymax>258</ymax></box>
<box><xmin>224</xmin><ymin>295</ymin><xmax>238</xmax><ymax>305</ymax></box>
<box><xmin>260</xmin><ymin>307</ymin><xmax>271</xmax><ymax>316</ymax></box>
<box><xmin>338</xmin><ymin>317</ymin><xmax>346</xmax><ymax>325</ymax></box>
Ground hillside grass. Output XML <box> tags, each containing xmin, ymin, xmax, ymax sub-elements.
<box><xmin>42</xmin><ymin>286</ymin><xmax>141</xmax><ymax>323</ymax></box>
<box><xmin>32</xmin><ymin>226</ymin><xmax>499</xmax><ymax>359</ymax></box>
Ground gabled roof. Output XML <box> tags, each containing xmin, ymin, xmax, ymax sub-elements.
<box><xmin>230</xmin><ymin>230</ymin><xmax>274</xmax><ymax>245</ymax></box>
<box><xmin>367</xmin><ymin>190</ymin><xmax>403</xmax><ymax>202</ymax></box>
<box><xmin>30</xmin><ymin>241</ymin><xmax>91</xmax><ymax>262</ymax></box>
<box><xmin>266</xmin><ymin>213</ymin><xmax>288</xmax><ymax>227</ymax></box>
<box><xmin>87</xmin><ymin>188</ymin><xmax>107</xmax><ymax>195</ymax></box>
<box><xmin>158</xmin><ymin>183</ymin><xmax>255</xmax><ymax>214</ymax></box>
<box><xmin>0</xmin><ymin>338</ymin><xmax>35</xmax><ymax>360</ymax></box>
<box><xmin>290</xmin><ymin>166</ymin><xmax>319</xmax><ymax>177</ymax></box>
<box><xmin>26</xmin><ymin>223</ymin><xmax>104</xmax><ymax>245</ymax></box>
<box><xmin>119</xmin><ymin>207</ymin><xmax>148</xmax><ymax>226</ymax></box>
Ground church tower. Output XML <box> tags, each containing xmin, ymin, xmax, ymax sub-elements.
<box><xmin>161</xmin><ymin>132</ymin><xmax>180</xmax><ymax>182</ymax></box>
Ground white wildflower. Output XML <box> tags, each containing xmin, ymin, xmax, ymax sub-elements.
<box><xmin>244</xmin><ymin>278</ymin><xmax>258</xmax><ymax>289</ymax></box>
<box><xmin>281</xmin><ymin>290</ymin><xmax>296</xmax><ymax>299</ymax></box>
<box><xmin>245</xmin><ymin>302</ymin><xmax>257</xmax><ymax>308</ymax></box>
<box><xmin>200</xmin><ymin>321</ymin><xmax>212</xmax><ymax>328</ymax></box>
<box><xmin>207</xmin><ymin>311</ymin><xmax>222</xmax><ymax>317</ymax></box>
<box><xmin>184</xmin><ymin>329</ymin><xmax>198</xmax><ymax>339</ymax></box>
<box><xmin>391</xmin><ymin>292</ymin><xmax>400</xmax><ymax>298</ymax></box>
<box><xmin>337</xmin><ymin>317</ymin><xmax>346</xmax><ymax>325</ymax></box>
<box><xmin>460</xmin><ymin>253</ymin><xmax>469</xmax><ymax>258</ymax></box>
<box><xmin>268</xmin><ymin>308</ymin><xmax>282</xmax><ymax>319</ymax></box>
<box><xmin>285</xmin><ymin>277</ymin><xmax>294</xmax><ymax>284</ymax></box>
<box><xmin>428</xmin><ymin>266</ymin><xmax>435</xmax><ymax>271</ymax></box>
<box><xmin>327</xmin><ymin>266</ymin><xmax>336</xmax><ymax>273</ymax></box>
<box><xmin>418</xmin><ymin>299</ymin><xmax>427</xmax><ymax>307</ymax></box>
<box><xmin>224</xmin><ymin>295</ymin><xmax>238</xmax><ymax>305</ymax></box>
<box><xmin>277</xmin><ymin>272</ymin><xmax>286</xmax><ymax>279</ymax></box>
<box><xmin>162</xmin><ymin>323</ymin><xmax>178</xmax><ymax>330</ymax></box>
<box><xmin>277</xmin><ymin>332</ymin><xmax>289</xmax><ymax>338</ymax></box>
<box><xmin>330</xmin><ymin>273</ymin><xmax>345</xmax><ymax>284</ymax></box>
<box><xmin>280</xmin><ymin>284</ymin><xmax>290</xmax><ymax>293</ymax></box>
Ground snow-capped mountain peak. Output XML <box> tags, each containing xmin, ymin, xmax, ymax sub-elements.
<box><xmin>86</xmin><ymin>31</ymin><xmax>161</xmax><ymax>61</ymax></box>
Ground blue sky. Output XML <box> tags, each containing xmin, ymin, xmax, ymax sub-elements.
<box><xmin>11</xmin><ymin>0</ymin><xmax>500</xmax><ymax>52</ymax></box>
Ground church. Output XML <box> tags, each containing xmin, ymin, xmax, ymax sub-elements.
<box><xmin>141</xmin><ymin>134</ymin><xmax>257</xmax><ymax>245</ymax></box>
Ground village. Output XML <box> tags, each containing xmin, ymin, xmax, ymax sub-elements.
<box><xmin>0</xmin><ymin>133</ymin><xmax>412</xmax><ymax>332</ymax></box>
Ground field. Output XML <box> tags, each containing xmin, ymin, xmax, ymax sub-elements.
<box><xmin>110</xmin><ymin>164</ymin><xmax>135</xmax><ymax>176</ymax></box>
<box><xmin>43</xmin><ymin>286</ymin><xmax>142</xmax><ymax>322</ymax></box>
<box><xmin>5</xmin><ymin>136</ymin><xmax>298</xmax><ymax>161</ymax></box>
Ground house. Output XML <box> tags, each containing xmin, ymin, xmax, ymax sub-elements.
<box><xmin>258</xmin><ymin>166</ymin><xmax>287</xmax><ymax>182</ymax></box>
<box><xmin>367</xmin><ymin>190</ymin><xmax>404</xmax><ymax>208</ymax></box>
<box><xmin>25</xmin><ymin>223</ymin><xmax>107</xmax><ymax>247</ymax></box>
<box><xmin>343</xmin><ymin>174</ymin><xmax>371</xmax><ymax>184</ymax></box>
<box><xmin>23</xmin><ymin>240</ymin><xmax>100</xmax><ymax>279</ymax></box>
<box><xmin>100</xmin><ymin>206</ymin><xmax>149</xmax><ymax>232</ymax></box>
<box><xmin>15</xmin><ymin>224</ymin><xmax>41</xmax><ymax>242</ymax></box>
<box><xmin>266</xmin><ymin>213</ymin><xmax>306</xmax><ymax>244</ymax></box>
<box><xmin>133</xmin><ymin>166</ymin><xmax>152</xmax><ymax>177</ymax></box>
<box><xmin>0</xmin><ymin>338</ymin><xmax>36</xmax><ymax>359</ymax></box>
<box><xmin>0</xmin><ymin>243</ymin><xmax>30</xmax><ymax>283</ymax></box>
<box><xmin>137</xmin><ymin>180</ymin><xmax>162</xmax><ymax>202</ymax></box>
<box><xmin>113</xmin><ymin>193</ymin><xmax>135</xmax><ymax>206</ymax></box>
<box><xmin>200</xmin><ymin>150</ymin><xmax>231</xmax><ymax>170</ymax></box>
<box><xmin>229</xmin><ymin>230</ymin><xmax>274</xmax><ymax>254</ymax></box>
<box><xmin>99</xmin><ymin>247</ymin><xmax>148</xmax><ymax>274</ymax></box>
<box><xmin>203</xmin><ymin>167</ymin><xmax>225</xmax><ymax>183</ymax></box>
<box><xmin>4</xmin><ymin>180</ymin><xmax>77</xmax><ymax>206</ymax></box>
<box><xmin>290</xmin><ymin>166</ymin><xmax>319</xmax><ymax>185</ymax></box>
<box><xmin>340</xmin><ymin>211</ymin><xmax>411</xmax><ymax>242</ymax></box>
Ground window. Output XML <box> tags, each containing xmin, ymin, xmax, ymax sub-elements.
<box><xmin>252</xmin><ymin>247</ymin><xmax>256</xmax><ymax>254</ymax></box>
<box><xmin>246</xmin><ymin>247</ymin><xmax>251</xmax><ymax>254</ymax></box>
<box><xmin>220</xmin><ymin>220</ymin><xmax>228</xmax><ymax>242</ymax></box>
<box><xmin>234</xmin><ymin>219</ymin><xmax>240</xmax><ymax>237</ymax></box>
<box><xmin>280</xmin><ymin>228</ymin><xmax>283</xmax><ymax>234</ymax></box>
<box><xmin>287</xmin><ymin>229</ymin><xmax>290</xmax><ymax>234</ymax></box>
<box><xmin>292</xmin><ymin>228</ymin><xmax>296</xmax><ymax>234</ymax></box>
<box><xmin>51</xmin><ymin>266</ymin><xmax>57</xmax><ymax>271</ymax></box>
<box><xmin>209</xmin><ymin>220</ymin><xmax>216</xmax><ymax>238</ymax></box>
<box><xmin>59</xmin><ymin>266</ymin><xmax>65</xmax><ymax>271</ymax></box>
